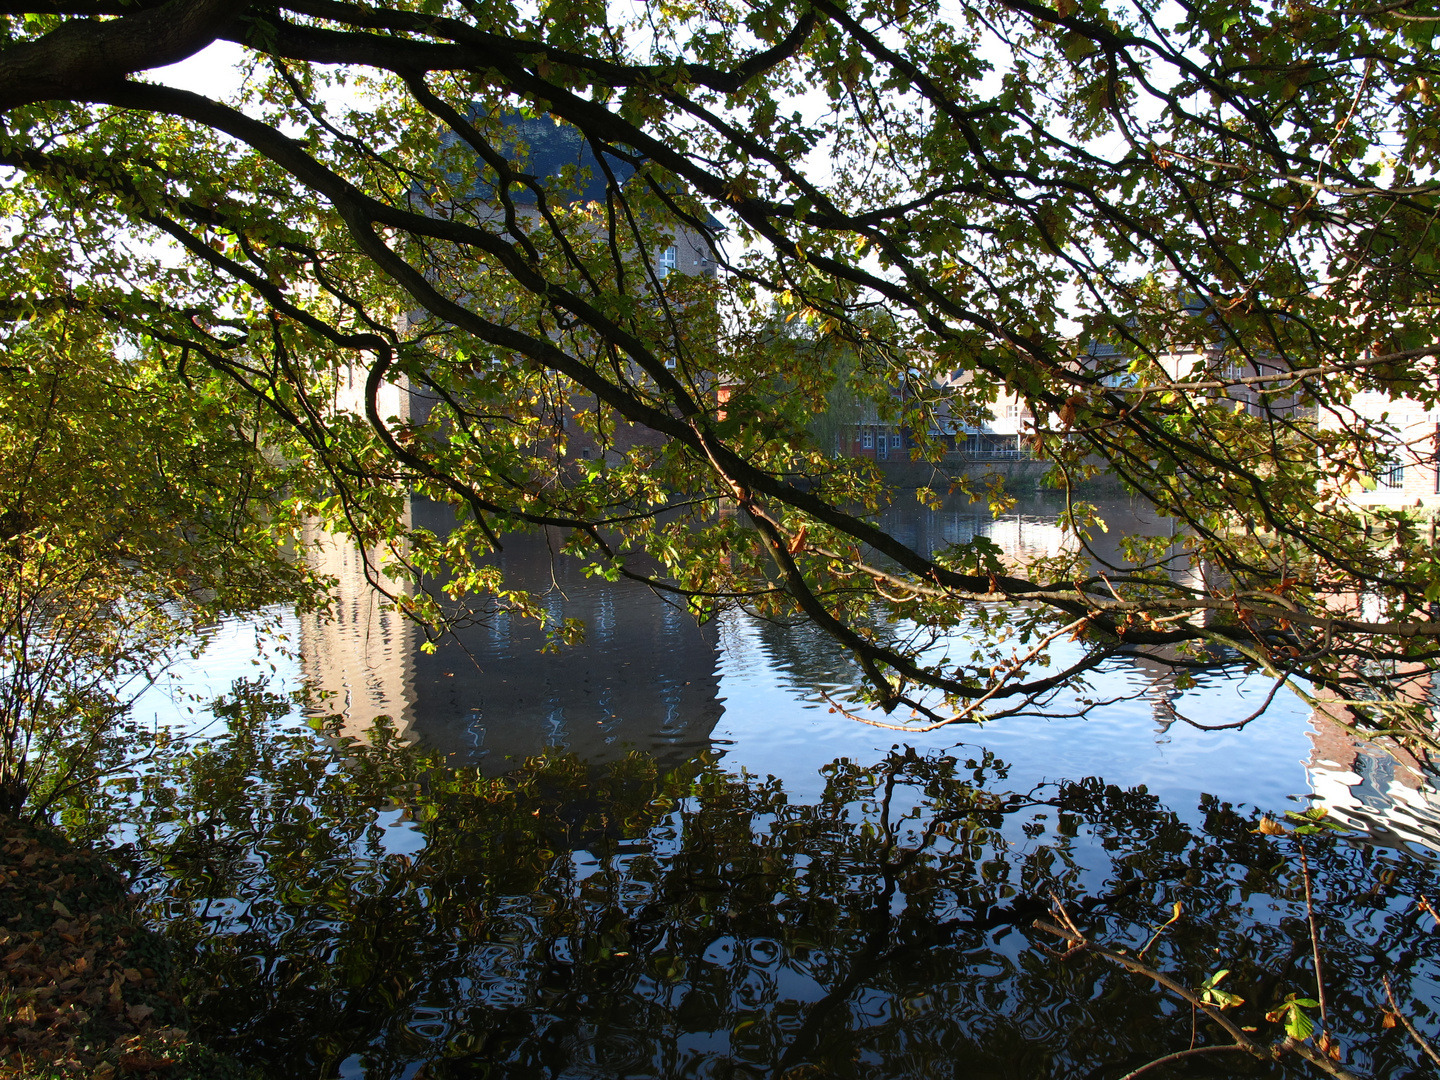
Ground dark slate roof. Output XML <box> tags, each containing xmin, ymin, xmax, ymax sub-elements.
<box><xmin>1083</xmin><ymin>341</ymin><xmax>1127</xmax><ymax>359</ymax></box>
<box><xmin>438</xmin><ymin>109</ymin><xmax>636</xmax><ymax>206</ymax></box>
<box><xmin>439</xmin><ymin>109</ymin><xmax>723</xmax><ymax>229</ymax></box>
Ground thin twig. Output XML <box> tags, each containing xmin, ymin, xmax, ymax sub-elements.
<box><xmin>1383</xmin><ymin>975</ymin><xmax>1440</xmax><ymax>1068</ymax></box>
<box><xmin>1116</xmin><ymin>1044</ymin><xmax>1253</xmax><ymax>1080</ymax></box>
<box><xmin>1032</xmin><ymin>918</ymin><xmax>1266</xmax><ymax>1055</ymax></box>
<box><xmin>1032</xmin><ymin>906</ymin><xmax>1368</xmax><ymax>1080</ymax></box>
<box><xmin>1298</xmin><ymin>839</ymin><xmax>1329</xmax><ymax>1037</ymax></box>
<box><xmin>1137</xmin><ymin>900</ymin><xmax>1182</xmax><ymax>960</ymax></box>
<box><xmin>1282</xmin><ymin>1036</ymin><xmax>1366</xmax><ymax>1080</ymax></box>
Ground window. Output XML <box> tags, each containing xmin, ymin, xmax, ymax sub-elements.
<box><xmin>1005</xmin><ymin>403</ymin><xmax>1021</xmax><ymax>419</ymax></box>
<box><xmin>891</xmin><ymin>433</ymin><xmax>903</xmax><ymax>449</ymax></box>
<box><xmin>663</xmin><ymin>357</ymin><xmax>678</xmax><ymax>369</ymax></box>
<box><xmin>1380</xmin><ymin>460</ymin><xmax>1406</xmax><ymax>489</ymax></box>
<box><xmin>861</xmin><ymin>431</ymin><xmax>874</xmax><ymax>449</ymax></box>
<box><xmin>658</xmin><ymin>245</ymin><xmax>679</xmax><ymax>278</ymax></box>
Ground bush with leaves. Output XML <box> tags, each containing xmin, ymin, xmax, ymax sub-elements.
<box><xmin>0</xmin><ymin>315</ymin><xmax>325</xmax><ymax>816</ymax></box>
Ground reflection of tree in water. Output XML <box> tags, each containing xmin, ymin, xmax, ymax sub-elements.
<box><xmin>741</xmin><ymin>601</ymin><xmax>1247</xmax><ymax>734</ymax></box>
<box><xmin>82</xmin><ymin>680</ymin><xmax>1440</xmax><ymax>1080</ymax></box>
<box><xmin>743</xmin><ymin>612</ymin><xmax>868</xmax><ymax>700</ymax></box>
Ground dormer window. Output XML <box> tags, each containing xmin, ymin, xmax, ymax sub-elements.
<box><xmin>658</xmin><ymin>245</ymin><xmax>679</xmax><ymax>278</ymax></box>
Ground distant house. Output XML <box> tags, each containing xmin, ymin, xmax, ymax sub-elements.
<box><xmin>1318</xmin><ymin>389</ymin><xmax>1440</xmax><ymax>508</ymax></box>
<box><xmin>838</xmin><ymin>398</ymin><xmax>916</xmax><ymax>462</ymax></box>
<box><xmin>1079</xmin><ymin>328</ymin><xmax>1438</xmax><ymax>506</ymax></box>
<box><xmin>924</xmin><ymin>370</ymin><xmax>1035</xmax><ymax>458</ymax></box>
<box><xmin>438</xmin><ymin>111</ymin><xmax>718</xmax><ymax>282</ymax></box>
<box><xmin>830</xmin><ymin>322</ymin><xmax>1340</xmax><ymax>465</ymax></box>
<box><xmin>332</xmin><ymin>110</ymin><xmax>720</xmax><ymax>465</ymax></box>
<box><xmin>1069</xmin><ymin>290</ymin><xmax>1438</xmax><ymax>507</ymax></box>
<box><xmin>825</xmin><ymin>365</ymin><xmax>1035</xmax><ymax>463</ymax></box>
<box><xmin>1077</xmin><ymin>309</ymin><xmax>1309</xmax><ymax>421</ymax></box>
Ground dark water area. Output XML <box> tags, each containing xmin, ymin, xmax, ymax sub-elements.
<box><xmin>402</xmin><ymin>499</ymin><xmax>725</xmax><ymax>773</ymax></box>
<box><xmin>91</xmin><ymin>494</ymin><xmax>1440</xmax><ymax>1078</ymax></box>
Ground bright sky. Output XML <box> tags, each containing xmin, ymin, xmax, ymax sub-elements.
<box><xmin>150</xmin><ymin>39</ymin><xmax>251</xmax><ymax>100</ymax></box>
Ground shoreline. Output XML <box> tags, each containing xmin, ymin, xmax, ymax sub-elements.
<box><xmin>0</xmin><ymin>815</ymin><xmax>244</xmax><ymax>1080</ymax></box>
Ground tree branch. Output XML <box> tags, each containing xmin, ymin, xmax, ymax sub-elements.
<box><xmin>0</xmin><ymin>0</ymin><xmax>247</xmax><ymax>110</ymax></box>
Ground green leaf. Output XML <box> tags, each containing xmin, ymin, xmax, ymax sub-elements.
<box><xmin>1285</xmin><ymin>1004</ymin><xmax>1315</xmax><ymax>1040</ymax></box>
<box><xmin>1267</xmin><ymin>995</ymin><xmax>1319</xmax><ymax>1040</ymax></box>
<box><xmin>1284</xmin><ymin>809</ymin><xmax>1349</xmax><ymax>832</ymax></box>
<box><xmin>1198</xmin><ymin>969</ymin><xmax>1245</xmax><ymax>1009</ymax></box>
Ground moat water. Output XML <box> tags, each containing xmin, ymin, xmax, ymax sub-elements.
<box><xmin>88</xmin><ymin>495</ymin><xmax>1440</xmax><ymax>1078</ymax></box>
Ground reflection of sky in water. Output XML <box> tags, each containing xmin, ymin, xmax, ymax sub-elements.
<box><xmin>126</xmin><ymin>493</ymin><xmax>1433</xmax><ymax>858</ymax></box>
<box><xmin>135</xmin><ymin>612</ymin><xmax>303</xmax><ymax>736</ymax></box>
<box><xmin>102</xmin><ymin>517</ymin><xmax>1440</xmax><ymax>1080</ymax></box>
<box><xmin>118</xmin><ymin>601</ymin><xmax>1440</xmax><ymax>1080</ymax></box>
<box><xmin>136</xmin><ymin>600</ymin><xmax>1316</xmax><ymax>837</ymax></box>
<box><xmin>712</xmin><ymin>615</ymin><xmax>1315</xmax><ymax>817</ymax></box>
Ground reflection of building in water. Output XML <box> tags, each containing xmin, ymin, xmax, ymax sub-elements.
<box><xmin>299</xmin><ymin>500</ymin><xmax>724</xmax><ymax>774</ymax></box>
<box><xmin>299</xmin><ymin>522</ymin><xmax>418</xmax><ymax>743</ymax></box>
<box><xmin>984</xmin><ymin>516</ymin><xmax>1072</xmax><ymax>560</ymax></box>
<box><xmin>876</xmin><ymin>493</ymin><xmax>1201</xmax><ymax>572</ymax></box>
<box><xmin>1307</xmin><ymin>685</ymin><xmax>1440</xmax><ymax>856</ymax></box>
<box><xmin>877</xmin><ymin>503</ymin><xmax>1075</xmax><ymax>564</ymax></box>
<box><xmin>1117</xmin><ymin>654</ymin><xmax>1184</xmax><ymax>736</ymax></box>
<box><xmin>406</xmin><ymin>501</ymin><xmax>723</xmax><ymax>772</ymax></box>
